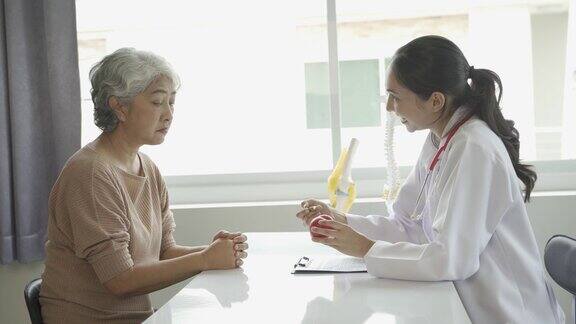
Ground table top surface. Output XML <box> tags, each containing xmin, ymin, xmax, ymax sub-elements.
<box><xmin>144</xmin><ymin>232</ymin><xmax>471</xmax><ymax>324</ymax></box>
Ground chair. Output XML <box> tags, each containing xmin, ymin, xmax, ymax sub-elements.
<box><xmin>24</xmin><ymin>278</ymin><xmax>43</xmax><ymax>324</ymax></box>
<box><xmin>544</xmin><ymin>234</ymin><xmax>576</xmax><ymax>324</ymax></box>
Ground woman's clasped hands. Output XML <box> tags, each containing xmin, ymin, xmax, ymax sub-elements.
<box><xmin>202</xmin><ymin>230</ymin><xmax>249</xmax><ymax>270</ymax></box>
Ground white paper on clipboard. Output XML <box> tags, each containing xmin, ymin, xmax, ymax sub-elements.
<box><xmin>292</xmin><ymin>256</ymin><xmax>367</xmax><ymax>274</ymax></box>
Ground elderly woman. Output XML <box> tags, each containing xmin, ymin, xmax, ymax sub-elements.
<box><xmin>39</xmin><ymin>48</ymin><xmax>248</xmax><ymax>323</ymax></box>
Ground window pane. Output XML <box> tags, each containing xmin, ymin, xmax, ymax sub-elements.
<box><xmin>562</xmin><ymin>0</ymin><xmax>576</xmax><ymax>159</ymax></box>
<box><xmin>305</xmin><ymin>59</ymin><xmax>381</xmax><ymax>128</ymax></box>
<box><xmin>336</xmin><ymin>0</ymin><xmax>573</xmax><ymax>169</ymax></box>
<box><xmin>76</xmin><ymin>0</ymin><xmax>331</xmax><ymax>175</ymax></box>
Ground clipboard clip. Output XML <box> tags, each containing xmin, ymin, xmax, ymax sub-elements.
<box><xmin>294</xmin><ymin>256</ymin><xmax>310</xmax><ymax>268</ymax></box>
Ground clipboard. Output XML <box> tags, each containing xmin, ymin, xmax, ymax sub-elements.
<box><xmin>291</xmin><ymin>256</ymin><xmax>367</xmax><ymax>274</ymax></box>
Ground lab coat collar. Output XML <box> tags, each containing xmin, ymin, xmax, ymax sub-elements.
<box><xmin>431</xmin><ymin>106</ymin><xmax>474</xmax><ymax>146</ymax></box>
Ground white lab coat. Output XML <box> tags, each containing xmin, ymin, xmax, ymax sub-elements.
<box><xmin>347</xmin><ymin>108</ymin><xmax>565</xmax><ymax>323</ymax></box>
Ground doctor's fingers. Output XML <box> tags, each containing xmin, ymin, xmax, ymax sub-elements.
<box><xmin>319</xmin><ymin>220</ymin><xmax>347</xmax><ymax>231</ymax></box>
<box><xmin>300</xmin><ymin>199</ymin><xmax>327</xmax><ymax>209</ymax></box>
<box><xmin>310</xmin><ymin>226</ymin><xmax>340</xmax><ymax>238</ymax></box>
<box><xmin>296</xmin><ymin>209</ymin><xmax>310</xmax><ymax>219</ymax></box>
<box><xmin>296</xmin><ymin>210</ymin><xmax>321</xmax><ymax>224</ymax></box>
<box><xmin>296</xmin><ymin>205</ymin><xmax>323</xmax><ymax>217</ymax></box>
<box><xmin>311</xmin><ymin>235</ymin><xmax>338</xmax><ymax>246</ymax></box>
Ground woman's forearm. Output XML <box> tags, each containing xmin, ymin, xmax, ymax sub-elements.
<box><xmin>161</xmin><ymin>244</ymin><xmax>207</xmax><ymax>260</ymax></box>
<box><xmin>104</xmin><ymin>251</ymin><xmax>206</xmax><ymax>297</ymax></box>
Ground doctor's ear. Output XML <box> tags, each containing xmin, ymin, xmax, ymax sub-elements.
<box><xmin>108</xmin><ymin>96</ymin><xmax>128</xmax><ymax>122</ymax></box>
<box><xmin>428</xmin><ymin>92</ymin><xmax>446</xmax><ymax>113</ymax></box>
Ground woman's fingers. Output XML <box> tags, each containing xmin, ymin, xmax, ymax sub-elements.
<box><xmin>236</xmin><ymin>259</ymin><xmax>244</xmax><ymax>267</ymax></box>
<box><xmin>233</xmin><ymin>234</ymin><xmax>247</xmax><ymax>243</ymax></box>
<box><xmin>234</xmin><ymin>243</ymin><xmax>249</xmax><ymax>251</ymax></box>
<box><xmin>214</xmin><ymin>230</ymin><xmax>245</xmax><ymax>242</ymax></box>
<box><xmin>212</xmin><ymin>230</ymin><xmax>227</xmax><ymax>241</ymax></box>
<box><xmin>235</xmin><ymin>251</ymin><xmax>248</xmax><ymax>259</ymax></box>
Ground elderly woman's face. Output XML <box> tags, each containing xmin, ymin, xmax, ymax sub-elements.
<box><xmin>124</xmin><ymin>75</ymin><xmax>176</xmax><ymax>145</ymax></box>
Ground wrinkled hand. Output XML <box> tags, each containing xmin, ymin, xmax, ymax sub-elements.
<box><xmin>231</xmin><ymin>233</ymin><xmax>249</xmax><ymax>267</ymax></box>
<box><xmin>204</xmin><ymin>232</ymin><xmax>249</xmax><ymax>269</ymax></box>
<box><xmin>212</xmin><ymin>230</ymin><xmax>242</xmax><ymax>242</ymax></box>
<box><xmin>296</xmin><ymin>199</ymin><xmax>346</xmax><ymax>226</ymax></box>
<box><xmin>202</xmin><ymin>238</ymin><xmax>237</xmax><ymax>270</ymax></box>
<box><xmin>310</xmin><ymin>219</ymin><xmax>374</xmax><ymax>258</ymax></box>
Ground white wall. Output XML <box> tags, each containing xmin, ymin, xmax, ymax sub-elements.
<box><xmin>2</xmin><ymin>193</ymin><xmax>575</xmax><ymax>324</ymax></box>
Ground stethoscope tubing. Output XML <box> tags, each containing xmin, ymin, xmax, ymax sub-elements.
<box><xmin>409</xmin><ymin>114</ymin><xmax>474</xmax><ymax>221</ymax></box>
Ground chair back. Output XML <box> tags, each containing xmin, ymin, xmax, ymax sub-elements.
<box><xmin>24</xmin><ymin>278</ymin><xmax>43</xmax><ymax>324</ymax></box>
<box><xmin>545</xmin><ymin>235</ymin><xmax>576</xmax><ymax>324</ymax></box>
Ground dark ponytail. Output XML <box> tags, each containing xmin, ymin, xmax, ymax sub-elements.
<box><xmin>466</xmin><ymin>68</ymin><xmax>537</xmax><ymax>201</ymax></box>
<box><xmin>391</xmin><ymin>35</ymin><xmax>537</xmax><ymax>202</ymax></box>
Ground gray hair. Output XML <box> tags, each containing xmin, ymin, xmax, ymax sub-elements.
<box><xmin>89</xmin><ymin>48</ymin><xmax>180</xmax><ymax>132</ymax></box>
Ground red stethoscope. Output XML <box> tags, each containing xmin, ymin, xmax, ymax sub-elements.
<box><xmin>410</xmin><ymin>114</ymin><xmax>473</xmax><ymax>221</ymax></box>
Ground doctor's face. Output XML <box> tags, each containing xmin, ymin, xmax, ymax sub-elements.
<box><xmin>384</xmin><ymin>69</ymin><xmax>440</xmax><ymax>133</ymax></box>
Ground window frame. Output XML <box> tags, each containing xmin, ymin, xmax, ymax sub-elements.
<box><xmin>164</xmin><ymin>159</ymin><xmax>576</xmax><ymax>205</ymax></box>
<box><xmin>76</xmin><ymin>0</ymin><xmax>576</xmax><ymax>205</ymax></box>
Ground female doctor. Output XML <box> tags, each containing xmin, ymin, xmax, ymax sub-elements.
<box><xmin>296</xmin><ymin>35</ymin><xmax>565</xmax><ymax>323</ymax></box>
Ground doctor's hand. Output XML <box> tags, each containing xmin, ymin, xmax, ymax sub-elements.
<box><xmin>310</xmin><ymin>219</ymin><xmax>375</xmax><ymax>258</ymax></box>
<box><xmin>297</xmin><ymin>199</ymin><xmax>347</xmax><ymax>226</ymax></box>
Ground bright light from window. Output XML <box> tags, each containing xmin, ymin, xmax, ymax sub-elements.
<box><xmin>77</xmin><ymin>0</ymin><xmax>331</xmax><ymax>175</ymax></box>
<box><xmin>76</xmin><ymin>0</ymin><xmax>574</xmax><ymax>177</ymax></box>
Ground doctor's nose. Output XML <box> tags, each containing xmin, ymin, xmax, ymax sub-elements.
<box><xmin>381</xmin><ymin>94</ymin><xmax>393</xmax><ymax>112</ymax></box>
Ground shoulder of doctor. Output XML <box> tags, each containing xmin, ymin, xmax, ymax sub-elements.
<box><xmin>448</xmin><ymin>119</ymin><xmax>512</xmax><ymax>169</ymax></box>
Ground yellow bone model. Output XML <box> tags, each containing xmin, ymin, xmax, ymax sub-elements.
<box><xmin>328</xmin><ymin>138</ymin><xmax>359</xmax><ymax>213</ymax></box>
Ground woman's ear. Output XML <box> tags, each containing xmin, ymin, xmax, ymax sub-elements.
<box><xmin>429</xmin><ymin>92</ymin><xmax>446</xmax><ymax>113</ymax></box>
<box><xmin>108</xmin><ymin>96</ymin><xmax>128</xmax><ymax>122</ymax></box>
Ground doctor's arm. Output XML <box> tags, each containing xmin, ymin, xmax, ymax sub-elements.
<box><xmin>362</xmin><ymin>141</ymin><xmax>514</xmax><ymax>281</ymax></box>
<box><xmin>298</xmin><ymin>165</ymin><xmax>428</xmax><ymax>244</ymax></box>
<box><xmin>345</xmin><ymin>166</ymin><xmax>429</xmax><ymax>244</ymax></box>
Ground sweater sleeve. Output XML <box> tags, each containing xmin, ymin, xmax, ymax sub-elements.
<box><xmin>158</xmin><ymin>175</ymin><xmax>176</xmax><ymax>255</ymax></box>
<box><xmin>66</xmin><ymin>162</ymin><xmax>134</xmax><ymax>283</ymax></box>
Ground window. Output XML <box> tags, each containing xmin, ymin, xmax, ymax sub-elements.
<box><xmin>305</xmin><ymin>59</ymin><xmax>382</xmax><ymax>128</ymax></box>
<box><xmin>77</xmin><ymin>0</ymin><xmax>332</xmax><ymax>175</ymax></box>
<box><xmin>336</xmin><ymin>0</ymin><xmax>575</xmax><ymax>169</ymax></box>
<box><xmin>76</xmin><ymin>0</ymin><xmax>576</xmax><ymax>204</ymax></box>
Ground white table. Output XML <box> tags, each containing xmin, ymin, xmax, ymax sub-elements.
<box><xmin>145</xmin><ymin>232</ymin><xmax>471</xmax><ymax>324</ymax></box>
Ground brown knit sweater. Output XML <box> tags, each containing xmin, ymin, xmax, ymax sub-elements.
<box><xmin>40</xmin><ymin>142</ymin><xmax>176</xmax><ymax>324</ymax></box>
